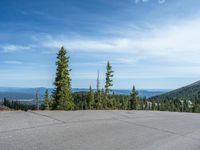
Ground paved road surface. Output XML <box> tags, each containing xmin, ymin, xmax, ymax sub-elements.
<box><xmin>0</xmin><ymin>110</ymin><xmax>200</xmax><ymax>150</ymax></box>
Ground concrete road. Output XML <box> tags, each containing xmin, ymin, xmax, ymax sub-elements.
<box><xmin>0</xmin><ymin>111</ymin><xmax>200</xmax><ymax>150</ymax></box>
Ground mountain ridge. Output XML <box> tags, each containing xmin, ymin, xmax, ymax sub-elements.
<box><xmin>149</xmin><ymin>80</ymin><xmax>200</xmax><ymax>101</ymax></box>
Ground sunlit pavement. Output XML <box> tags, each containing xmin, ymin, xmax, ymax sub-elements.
<box><xmin>0</xmin><ymin>110</ymin><xmax>200</xmax><ymax>150</ymax></box>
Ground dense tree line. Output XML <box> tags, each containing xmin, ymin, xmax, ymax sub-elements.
<box><xmin>150</xmin><ymin>88</ymin><xmax>200</xmax><ymax>113</ymax></box>
<box><xmin>150</xmin><ymin>97</ymin><xmax>200</xmax><ymax>113</ymax></box>
<box><xmin>37</xmin><ymin>47</ymin><xmax>200</xmax><ymax>113</ymax></box>
<box><xmin>42</xmin><ymin>46</ymin><xmax>142</xmax><ymax>111</ymax></box>
<box><xmin>3</xmin><ymin>46</ymin><xmax>200</xmax><ymax>113</ymax></box>
<box><xmin>3</xmin><ymin>98</ymin><xmax>36</xmax><ymax>111</ymax></box>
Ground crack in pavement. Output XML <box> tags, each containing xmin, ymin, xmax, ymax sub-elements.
<box><xmin>0</xmin><ymin>111</ymin><xmax>116</xmax><ymax>134</ymax></box>
<box><xmin>30</xmin><ymin>111</ymin><xmax>116</xmax><ymax>124</ymax></box>
<box><xmin>30</xmin><ymin>111</ymin><xmax>67</xmax><ymax>124</ymax></box>
<box><xmin>0</xmin><ymin>122</ymin><xmax>62</xmax><ymax>135</ymax></box>
<box><xmin>28</xmin><ymin>111</ymin><xmax>199</xmax><ymax>142</ymax></box>
<box><xmin>1</xmin><ymin>111</ymin><xmax>200</xmax><ymax>143</ymax></box>
<box><xmin>112</xmin><ymin>116</ymin><xmax>200</xmax><ymax>142</ymax></box>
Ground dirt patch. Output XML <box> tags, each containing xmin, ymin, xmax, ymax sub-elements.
<box><xmin>0</xmin><ymin>105</ymin><xmax>10</xmax><ymax>111</ymax></box>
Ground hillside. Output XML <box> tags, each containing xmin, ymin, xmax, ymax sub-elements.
<box><xmin>149</xmin><ymin>80</ymin><xmax>200</xmax><ymax>101</ymax></box>
<box><xmin>0</xmin><ymin>105</ymin><xmax>10</xmax><ymax>111</ymax></box>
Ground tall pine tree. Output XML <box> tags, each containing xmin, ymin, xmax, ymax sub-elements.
<box><xmin>104</xmin><ymin>61</ymin><xmax>114</xmax><ymax>109</ymax></box>
<box><xmin>53</xmin><ymin>46</ymin><xmax>74</xmax><ymax>110</ymax></box>
<box><xmin>129</xmin><ymin>85</ymin><xmax>139</xmax><ymax>110</ymax></box>
<box><xmin>105</xmin><ymin>61</ymin><xmax>114</xmax><ymax>95</ymax></box>
<box><xmin>95</xmin><ymin>71</ymin><xmax>101</xmax><ymax>109</ymax></box>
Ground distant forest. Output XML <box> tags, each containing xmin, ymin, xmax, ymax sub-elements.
<box><xmin>2</xmin><ymin>46</ymin><xmax>200</xmax><ymax>113</ymax></box>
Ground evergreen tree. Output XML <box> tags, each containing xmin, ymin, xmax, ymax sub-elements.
<box><xmin>100</xmin><ymin>88</ymin><xmax>105</xmax><ymax>109</ymax></box>
<box><xmin>53</xmin><ymin>46</ymin><xmax>74</xmax><ymax>110</ymax></box>
<box><xmin>129</xmin><ymin>85</ymin><xmax>139</xmax><ymax>110</ymax></box>
<box><xmin>87</xmin><ymin>85</ymin><xmax>95</xmax><ymax>109</ymax></box>
<box><xmin>152</xmin><ymin>101</ymin><xmax>155</xmax><ymax>110</ymax></box>
<box><xmin>193</xmin><ymin>97</ymin><xmax>200</xmax><ymax>112</ymax></box>
<box><xmin>157</xmin><ymin>100</ymin><xmax>160</xmax><ymax>111</ymax></box>
<box><xmin>44</xmin><ymin>89</ymin><xmax>50</xmax><ymax>110</ymax></box>
<box><xmin>140</xmin><ymin>99</ymin><xmax>144</xmax><ymax>110</ymax></box>
<box><xmin>97</xmin><ymin>70</ymin><xmax>100</xmax><ymax>93</ymax></box>
<box><xmin>95</xmin><ymin>71</ymin><xmax>101</xmax><ymax>109</ymax></box>
<box><xmin>105</xmin><ymin>61</ymin><xmax>114</xmax><ymax>95</ymax></box>
<box><xmin>183</xmin><ymin>100</ymin><xmax>188</xmax><ymax>112</ymax></box>
<box><xmin>104</xmin><ymin>61</ymin><xmax>114</xmax><ymax>109</ymax></box>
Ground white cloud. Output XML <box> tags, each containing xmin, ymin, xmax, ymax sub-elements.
<box><xmin>0</xmin><ymin>44</ymin><xmax>32</xmax><ymax>53</ymax></box>
<box><xmin>135</xmin><ymin>0</ymin><xmax>149</xmax><ymax>4</ymax></box>
<box><xmin>35</xmin><ymin>16</ymin><xmax>200</xmax><ymax>80</ymax></box>
<box><xmin>40</xmin><ymin>17</ymin><xmax>200</xmax><ymax>64</ymax></box>
<box><xmin>142</xmin><ymin>0</ymin><xmax>150</xmax><ymax>2</ymax></box>
<box><xmin>40</xmin><ymin>35</ymin><xmax>139</xmax><ymax>54</ymax></box>
<box><xmin>43</xmin><ymin>39</ymin><xmax>114</xmax><ymax>51</ymax></box>
<box><xmin>4</xmin><ymin>60</ymin><xmax>23</xmax><ymax>65</ymax></box>
<box><xmin>135</xmin><ymin>0</ymin><xmax>164</xmax><ymax>4</ymax></box>
<box><xmin>18</xmin><ymin>10</ymin><xmax>46</xmax><ymax>16</ymax></box>
<box><xmin>158</xmin><ymin>0</ymin><xmax>165</xmax><ymax>4</ymax></box>
<box><xmin>129</xmin><ymin>18</ymin><xmax>200</xmax><ymax>64</ymax></box>
<box><xmin>135</xmin><ymin>0</ymin><xmax>140</xmax><ymax>4</ymax></box>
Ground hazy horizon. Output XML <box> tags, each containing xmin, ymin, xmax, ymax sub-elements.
<box><xmin>0</xmin><ymin>86</ymin><xmax>172</xmax><ymax>90</ymax></box>
<box><xmin>1</xmin><ymin>0</ymin><xmax>200</xmax><ymax>89</ymax></box>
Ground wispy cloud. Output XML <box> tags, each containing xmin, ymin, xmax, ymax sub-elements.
<box><xmin>38</xmin><ymin>17</ymin><xmax>200</xmax><ymax>63</ymax></box>
<box><xmin>34</xmin><ymin>16</ymin><xmax>200</xmax><ymax>83</ymax></box>
<box><xmin>0</xmin><ymin>0</ymin><xmax>199</xmax><ymax>88</ymax></box>
<box><xmin>42</xmin><ymin>38</ymin><xmax>115</xmax><ymax>52</ymax></box>
<box><xmin>0</xmin><ymin>44</ymin><xmax>32</xmax><ymax>53</ymax></box>
<box><xmin>3</xmin><ymin>60</ymin><xmax>23</xmax><ymax>65</ymax></box>
<box><xmin>129</xmin><ymin>18</ymin><xmax>200</xmax><ymax>64</ymax></box>
<box><xmin>135</xmin><ymin>0</ymin><xmax>165</xmax><ymax>4</ymax></box>
<box><xmin>35</xmin><ymin>34</ymin><xmax>141</xmax><ymax>54</ymax></box>
<box><xmin>18</xmin><ymin>10</ymin><xmax>46</xmax><ymax>16</ymax></box>
<box><xmin>158</xmin><ymin>0</ymin><xmax>165</xmax><ymax>4</ymax></box>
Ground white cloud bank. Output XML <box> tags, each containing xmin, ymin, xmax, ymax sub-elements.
<box><xmin>40</xmin><ymin>17</ymin><xmax>200</xmax><ymax>65</ymax></box>
<box><xmin>3</xmin><ymin>16</ymin><xmax>200</xmax><ymax>87</ymax></box>
<box><xmin>36</xmin><ymin>16</ymin><xmax>200</xmax><ymax>81</ymax></box>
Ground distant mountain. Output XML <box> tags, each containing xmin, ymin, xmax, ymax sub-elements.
<box><xmin>138</xmin><ymin>89</ymin><xmax>170</xmax><ymax>98</ymax></box>
<box><xmin>110</xmin><ymin>89</ymin><xmax>169</xmax><ymax>98</ymax></box>
<box><xmin>0</xmin><ymin>87</ymin><xmax>52</xmax><ymax>100</ymax></box>
<box><xmin>149</xmin><ymin>80</ymin><xmax>200</xmax><ymax>101</ymax></box>
<box><xmin>0</xmin><ymin>87</ymin><xmax>169</xmax><ymax>100</ymax></box>
<box><xmin>0</xmin><ymin>87</ymin><xmax>51</xmax><ymax>94</ymax></box>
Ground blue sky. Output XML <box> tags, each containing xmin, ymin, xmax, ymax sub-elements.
<box><xmin>1</xmin><ymin>0</ymin><xmax>200</xmax><ymax>89</ymax></box>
